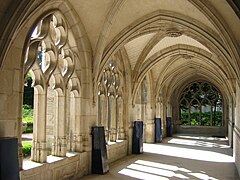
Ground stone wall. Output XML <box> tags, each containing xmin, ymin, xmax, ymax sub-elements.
<box><xmin>175</xmin><ymin>125</ymin><xmax>227</xmax><ymax>137</ymax></box>
<box><xmin>107</xmin><ymin>140</ymin><xmax>128</xmax><ymax>163</ymax></box>
<box><xmin>20</xmin><ymin>152</ymin><xmax>89</xmax><ymax>180</ymax></box>
<box><xmin>234</xmin><ymin>83</ymin><xmax>240</xmax><ymax>176</ymax></box>
<box><xmin>234</xmin><ymin>128</ymin><xmax>240</xmax><ymax>177</ymax></box>
<box><xmin>20</xmin><ymin>140</ymin><xmax>129</xmax><ymax>180</ymax></box>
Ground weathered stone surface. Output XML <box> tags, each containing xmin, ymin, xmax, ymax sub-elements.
<box><xmin>0</xmin><ymin>0</ymin><xmax>239</xmax><ymax>178</ymax></box>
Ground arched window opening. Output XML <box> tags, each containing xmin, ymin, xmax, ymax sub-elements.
<box><xmin>179</xmin><ymin>81</ymin><xmax>223</xmax><ymax>126</ymax></box>
<box><xmin>22</xmin><ymin>73</ymin><xmax>34</xmax><ymax>159</ymax></box>
<box><xmin>22</xmin><ymin>12</ymin><xmax>81</xmax><ymax>164</ymax></box>
<box><xmin>98</xmin><ymin>60</ymin><xmax>125</xmax><ymax>143</ymax></box>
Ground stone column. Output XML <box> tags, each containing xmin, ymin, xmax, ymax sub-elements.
<box><xmin>46</xmin><ymin>88</ymin><xmax>55</xmax><ymax>153</ymax></box>
<box><xmin>156</xmin><ymin>101</ymin><xmax>161</xmax><ymax>118</ymax></box>
<box><xmin>145</xmin><ymin>119</ymin><xmax>155</xmax><ymax>143</ymax></box>
<box><xmin>234</xmin><ymin>82</ymin><xmax>240</xmax><ymax>173</ymax></box>
<box><xmin>117</xmin><ymin>97</ymin><xmax>125</xmax><ymax>140</ymax></box>
<box><xmin>99</xmin><ymin>95</ymin><xmax>108</xmax><ymax>143</ymax></box>
<box><xmin>52</xmin><ymin>91</ymin><xmax>67</xmax><ymax>157</ymax></box>
<box><xmin>145</xmin><ymin>103</ymin><xmax>155</xmax><ymax>143</ymax></box>
<box><xmin>230</xmin><ymin>91</ymin><xmax>236</xmax><ymax>147</ymax></box>
<box><xmin>167</xmin><ymin>102</ymin><xmax>172</xmax><ymax>117</ymax></box>
<box><xmin>160</xmin><ymin>94</ymin><xmax>167</xmax><ymax>137</ymax></box>
<box><xmin>75</xmin><ymin>96</ymin><xmax>83</xmax><ymax>152</ymax></box>
<box><xmin>109</xmin><ymin>95</ymin><xmax>117</xmax><ymax>142</ymax></box>
<box><xmin>99</xmin><ymin>94</ymin><xmax>106</xmax><ymax>126</ymax></box>
<box><xmin>69</xmin><ymin>94</ymin><xmax>82</xmax><ymax>152</ymax></box>
<box><xmin>18</xmin><ymin>125</ymin><xmax>23</xmax><ymax>169</ymax></box>
<box><xmin>31</xmin><ymin>88</ymin><xmax>47</xmax><ymax>162</ymax></box>
<box><xmin>98</xmin><ymin>94</ymin><xmax>101</xmax><ymax>125</ymax></box>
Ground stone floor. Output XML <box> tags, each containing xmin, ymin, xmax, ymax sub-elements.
<box><xmin>82</xmin><ymin>134</ymin><xmax>240</xmax><ymax>180</ymax></box>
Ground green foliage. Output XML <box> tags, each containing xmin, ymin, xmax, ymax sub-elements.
<box><xmin>179</xmin><ymin>81</ymin><xmax>223</xmax><ymax>127</ymax></box>
<box><xmin>24</xmin><ymin>122</ymin><xmax>33</xmax><ymax>133</ymax></box>
<box><xmin>26</xmin><ymin>73</ymin><xmax>32</xmax><ymax>81</ymax></box>
<box><xmin>22</xmin><ymin>105</ymin><xmax>33</xmax><ymax>123</ymax></box>
<box><xmin>22</xmin><ymin>141</ymin><xmax>32</xmax><ymax>146</ymax></box>
<box><xmin>24</xmin><ymin>74</ymin><xmax>34</xmax><ymax>107</ymax></box>
<box><xmin>181</xmin><ymin>111</ymin><xmax>222</xmax><ymax>126</ymax></box>
<box><xmin>190</xmin><ymin>118</ymin><xmax>199</xmax><ymax>126</ymax></box>
<box><xmin>22</xmin><ymin>141</ymin><xmax>32</xmax><ymax>157</ymax></box>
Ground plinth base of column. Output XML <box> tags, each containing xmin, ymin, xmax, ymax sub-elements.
<box><xmin>31</xmin><ymin>141</ymin><xmax>47</xmax><ymax>163</ymax></box>
<box><xmin>52</xmin><ymin>137</ymin><xmax>67</xmax><ymax>157</ymax></box>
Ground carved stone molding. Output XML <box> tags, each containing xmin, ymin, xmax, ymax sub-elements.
<box><xmin>181</xmin><ymin>54</ymin><xmax>194</xmax><ymax>59</ymax></box>
<box><xmin>166</xmin><ymin>28</ymin><xmax>182</xmax><ymax>37</ymax></box>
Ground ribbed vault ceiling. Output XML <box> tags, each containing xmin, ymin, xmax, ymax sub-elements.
<box><xmin>0</xmin><ymin>0</ymin><xmax>239</xmax><ymax>102</ymax></box>
<box><xmin>124</xmin><ymin>33</ymin><xmax>156</xmax><ymax>70</ymax></box>
<box><xmin>70</xmin><ymin>0</ymin><xmax>239</xmax><ymax>102</ymax></box>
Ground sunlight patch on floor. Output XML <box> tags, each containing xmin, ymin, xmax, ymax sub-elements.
<box><xmin>176</xmin><ymin>135</ymin><xmax>227</xmax><ymax>141</ymax></box>
<box><xmin>115</xmin><ymin>135</ymin><xmax>237</xmax><ymax>180</ymax></box>
<box><xmin>127</xmin><ymin>164</ymin><xmax>175</xmax><ymax>177</ymax></box>
<box><xmin>118</xmin><ymin>159</ymin><xmax>219</xmax><ymax>180</ymax></box>
<box><xmin>168</xmin><ymin>138</ymin><xmax>230</xmax><ymax>148</ymax></box>
<box><xmin>135</xmin><ymin>160</ymin><xmax>179</xmax><ymax>171</ymax></box>
<box><xmin>188</xmin><ymin>172</ymin><xmax>218</xmax><ymax>180</ymax></box>
<box><xmin>119</xmin><ymin>168</ymin><xmax>170</xmax><ymax>180</ymax></box>
<box><xmin>143</xmin><ymin>143</ymin><xmax>234</xmax><ymax>163</ymax></box>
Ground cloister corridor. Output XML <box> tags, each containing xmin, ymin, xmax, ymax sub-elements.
<box><xmin>1</xmin><ymin>1</ymin><xmax>240</xmax><ymax>179</ymax></box>
<box><xmin>82</xmin><ymin>134</ymin><xmax>239</xmax><ymax>180</ymax></box>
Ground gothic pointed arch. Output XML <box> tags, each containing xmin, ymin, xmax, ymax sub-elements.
<box><xmin>179</xmin><ymin>81</ymin><xmax>223</xmax><ymax>126</ymax></box>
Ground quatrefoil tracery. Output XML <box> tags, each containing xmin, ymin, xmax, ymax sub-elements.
<box><xmin>24</xmin><ymin>12</ymin><xmax>75</xmax><ymax>92</ymax></box>
<box><xmin>98</xmin><ymin>60</ymin><xmax>123</xmax><ymax>98</ymax></box>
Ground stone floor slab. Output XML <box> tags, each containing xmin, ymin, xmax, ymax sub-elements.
<box><xmin>81</xmin><ymin>134</ymin><xmax>240</xmax><ymax>180</ymax></box>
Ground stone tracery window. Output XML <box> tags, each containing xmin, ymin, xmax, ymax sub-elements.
<box><xmin>98</xmin><ymin>60</ymin><xmax>125</xmax><ymax>142</ymax></box>
<box><xmin>179</xmin><ymin>81</ymin><xmax>223</xmax><ymax>126</ymax></box>
<box><xmin>23</xmin><ymin>12</ymin><xmax>81</xmax><ymax>163</ymax></box>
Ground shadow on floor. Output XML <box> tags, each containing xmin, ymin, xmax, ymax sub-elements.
<box><xmin>81</xmin><ymin>134</ymin><xmax>239</xmax><ymax>180</ymax></box>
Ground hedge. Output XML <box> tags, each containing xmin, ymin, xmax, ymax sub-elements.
<box><xmin>22</xmin><ymin>141</ymin><xmax>32</xmax><ymax>157</ymax></box>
